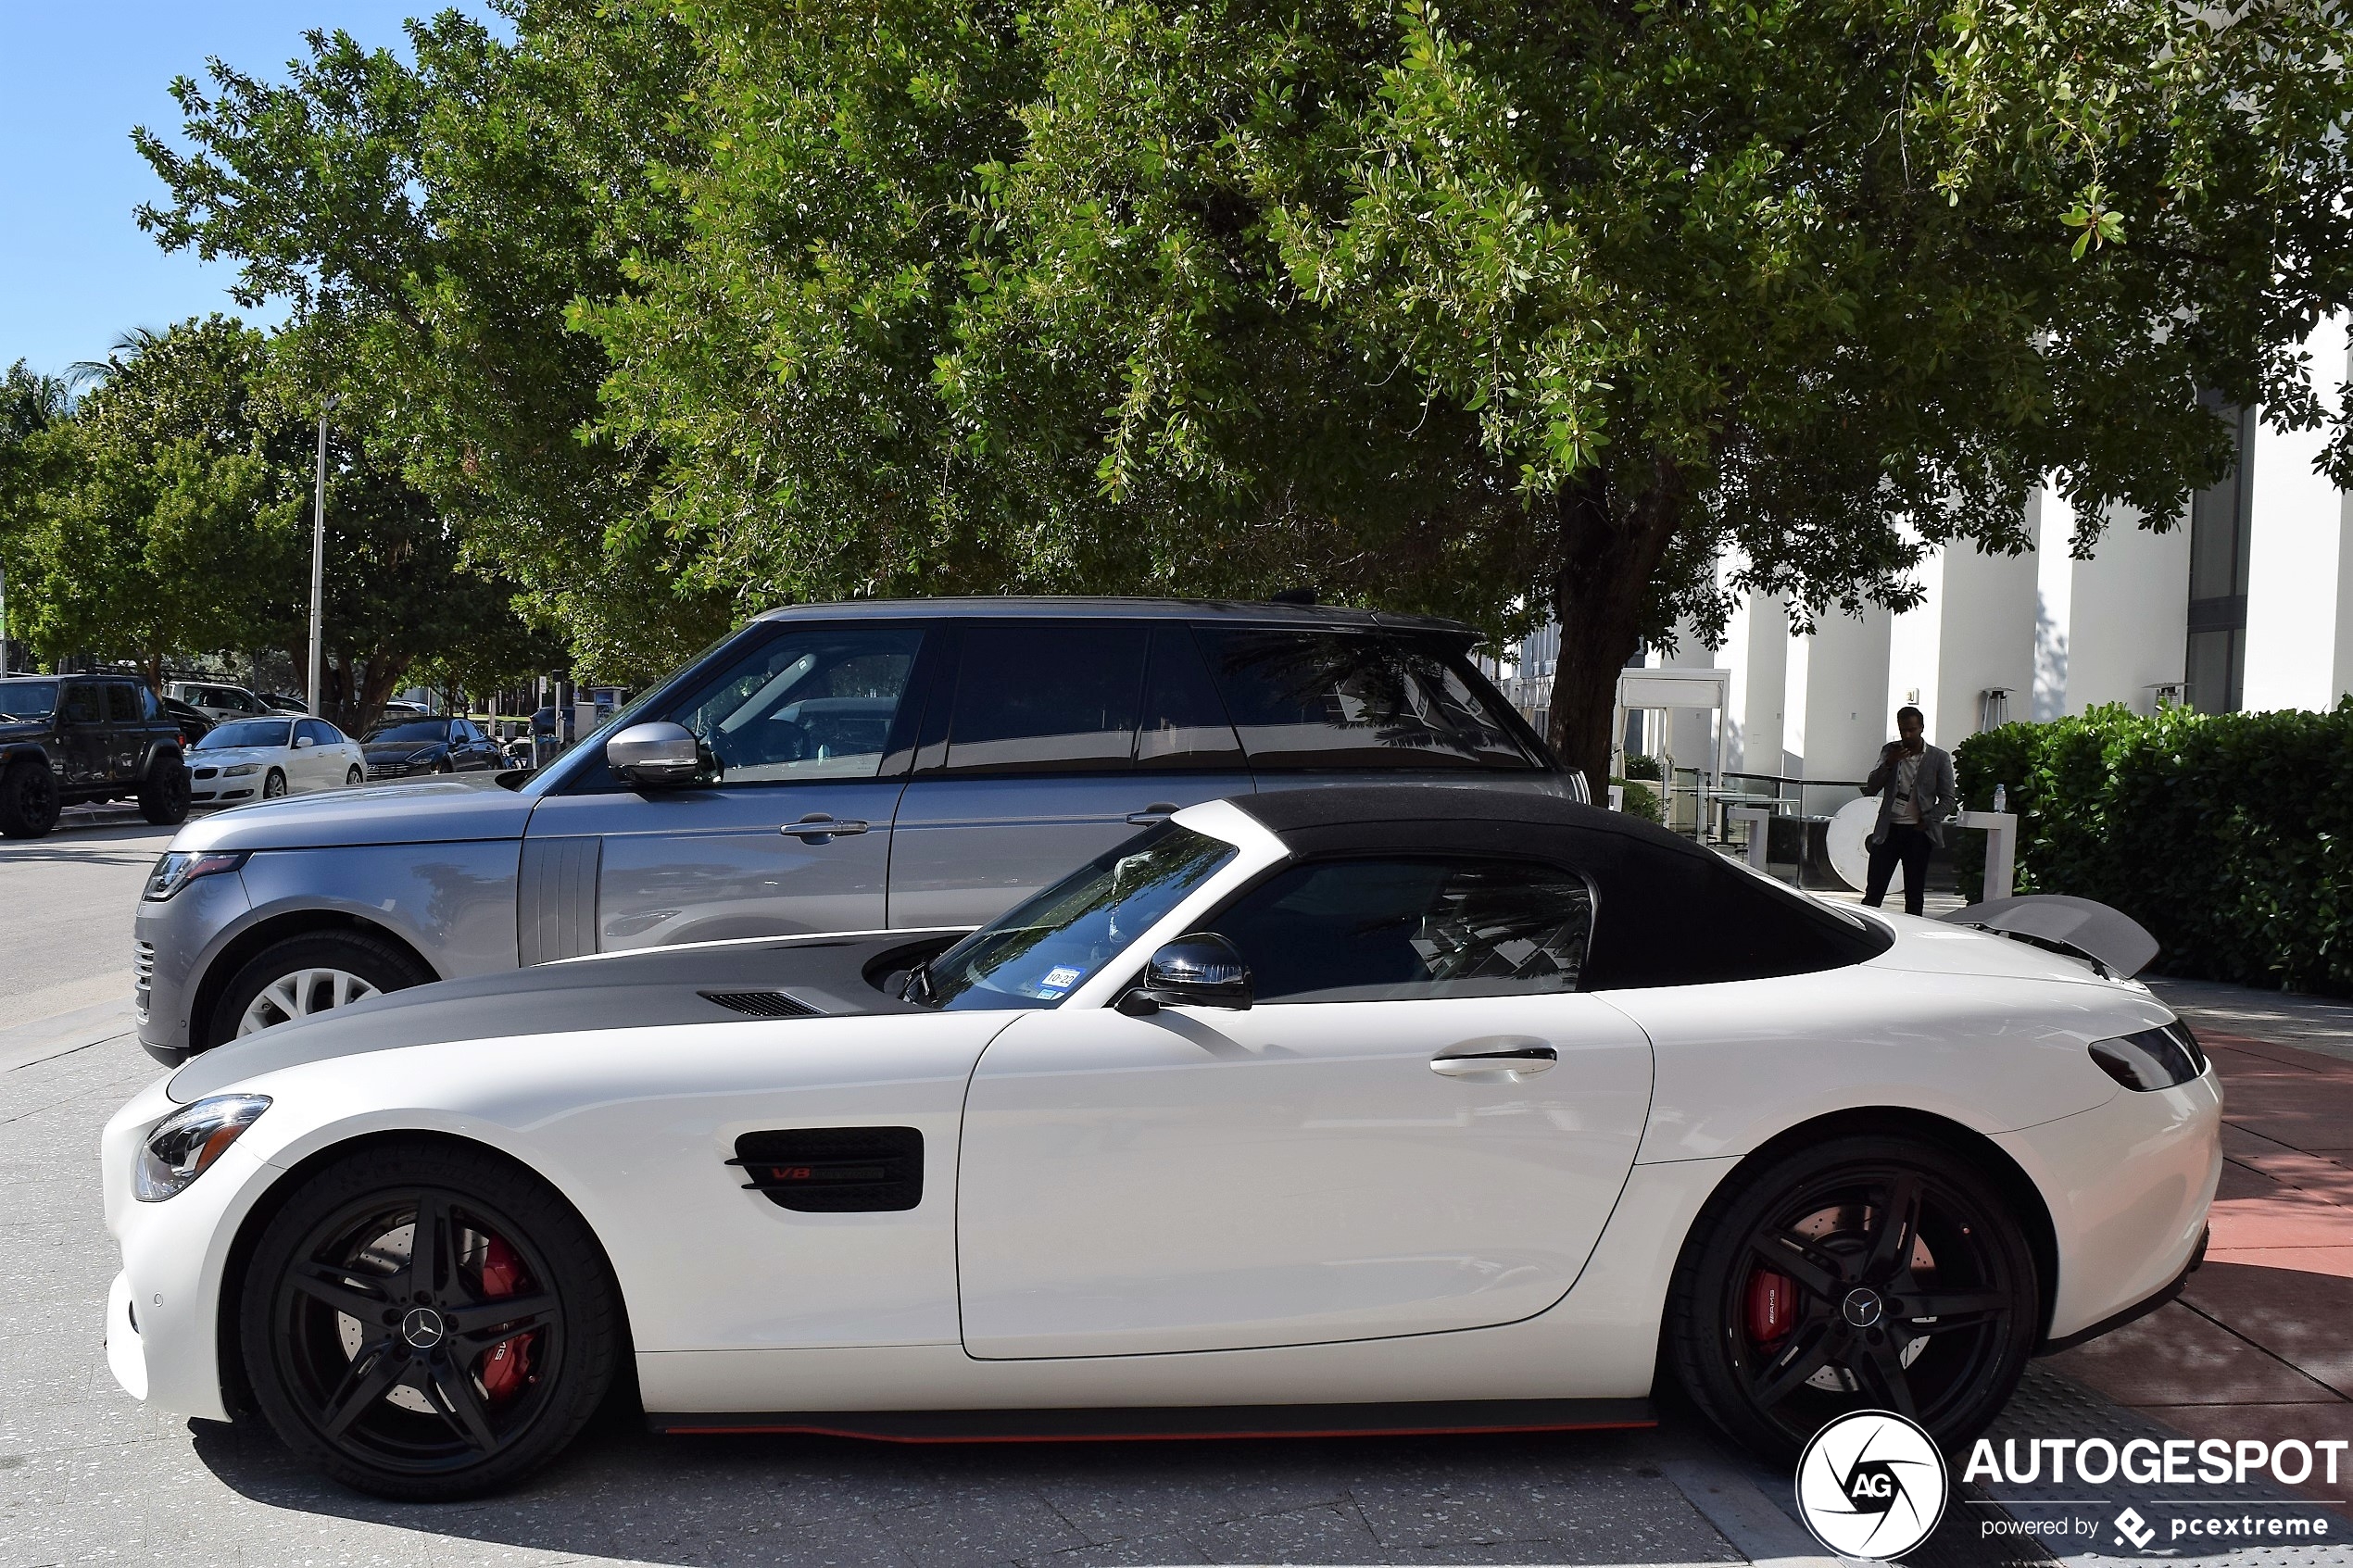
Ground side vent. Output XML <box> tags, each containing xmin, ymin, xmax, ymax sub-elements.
<box><xmin>518</xmin><ymin>836</ymin><xmax>601</xmax><ymax>966</ymax></box>
<box><xmin>729</xmin><ymin>1128</ymin><xmax>923</xmax><ymax>1212</ymax></box>
<box><xmin>700</xmin><ymin>989</ymin><xmax>821</xmax><ymax>1019</ymax></box>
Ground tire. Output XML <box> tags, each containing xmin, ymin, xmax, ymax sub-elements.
<box><xmin>0</xmin><ymin>757</ymin><xmax>61</xmax><ymax>837</ymax></box>
<box><xmin>435</xmin><ymin>759</ymin><xmax>454</xmax><ymax>775</ymax></box>
<box><xmin>138</xmin><ymin>755</ymin><xmax>192</xmax><ymax>825</ymax></box>
<box><xmin>346</xmin><ymin>766</ymin><xmax>364</xmax><ymax>787</ymax></box>
<box><xmin>264</xmin><ymin>768</ymin><xmax>289</xmax><ymax>799</ymax></box>
<box><xmin>1664</xmin><ymin>1133</ymin><xmax>2039</xmax><ymax>1464</ymax></box>
<box><xmin>203</xmin><ymin>931</ymin><xmax>433</xmax><ymax>1050</ymax></box>
<box><xmin>239</xmin><ymin>1139</ymin><xmax>623</xmax><ymax>1499</ymax></box>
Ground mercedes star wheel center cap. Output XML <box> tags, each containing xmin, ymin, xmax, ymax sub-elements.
<box><xmin>1841</xmin><ymin>1287</ymin><xmax>1885</xmax><ymax>1328</ymax></box>
<box><xmin>400</xmin><ymin>1307</ymin><xmax>447</xmax><ymax>1349</ymax></box>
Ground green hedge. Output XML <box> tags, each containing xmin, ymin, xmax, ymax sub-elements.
<box><xmin>1952</xmin><ymin>701</ymin><xmax>2353</xmax><ymax>994</ymax></box>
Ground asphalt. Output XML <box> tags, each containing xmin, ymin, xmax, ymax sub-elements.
<box><xmin>0</xmin><ymin>810</ymin><xmax>2345</xmax><ymax>1566</ymax></box>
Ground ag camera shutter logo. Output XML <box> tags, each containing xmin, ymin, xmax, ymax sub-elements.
<box><xmin>1795</xmin><ymin>1410</ymin><xmax>1950</xmax><ymax>1559</ymax></box>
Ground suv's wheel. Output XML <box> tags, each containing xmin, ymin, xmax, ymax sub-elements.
<box><xmin>263</xmin><ymin>768</ymin><xmax>289</xmax><ymax>799</ymax></box>
<box><xmin>240</xmin><ymin>1139</ymin><xmax>622</xmax><ymax>1499</ymax></box>
<box><xmin>0</xmin><ymin>758</ymin><xmax>61</xmax><ymax>837</ymax></box>
<box><xmin>138</xmin><ymin>755</ymin><xmax>192</xmax><ymax>825</ymax></box>
<box><xmin>205</xmin><ymin>932</ymin><xmax>433</xmax><ymax>1048</ymax></box>
<box><xmin>1664</xmin><ymin>1133</ymin><xmax>2038</xmax><ymax>1463</ymax></box>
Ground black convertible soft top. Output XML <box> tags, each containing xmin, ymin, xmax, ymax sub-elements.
<box><xmin>1232</xmin><ymin>784</ymin><xmax>1892</xmax><ymax>991</ymax></box>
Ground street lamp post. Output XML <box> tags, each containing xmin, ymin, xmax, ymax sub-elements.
<box><xmin>307</xmin><ymin>400</ymin><xmax>335</xmax><ymax>717</ymax></box>
<box><xmin>0</xmin><ymin>559</ymin><xmax>9</xmax><ymax>678</ymax></box>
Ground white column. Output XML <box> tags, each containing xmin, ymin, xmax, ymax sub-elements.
<box><xmin>2246</xmin><ymin>313</ymin><xmax>2351</xmax><ymax>712</ymax></box>
<box><xmin>1887</xmin><ymin>545</ymin><xmax>1944</xmax><ymax>738</ymax></box>
<box><xmin>2033</xmin><ymin>490</ymin><xmax>2073</xmax><ymax>721</ymax></box>
<box><xmin>1936</xmin><ymin>535</ymin><xmax>2039</xmax><ymax>745</ymax></box>
<box><xmin>1798</xmin><ymin>606</ymin><xmax>1894</xmax><ymax>782</ymax></box>
<box><xmin>2063</xmin><ymin>504</ymin><xmax>2190</xmax><ymax>712</ymax></box>
<box><xmin>1743</xmin><ymin>593</ymin><xmax>1792</xmax><ymax>778</ymax></box>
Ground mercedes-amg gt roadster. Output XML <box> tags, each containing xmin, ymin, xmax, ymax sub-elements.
<box><xmin>102</xmin><ymin>787</ymin><xmax>2221</xmax><ymax>1499</ymax></box>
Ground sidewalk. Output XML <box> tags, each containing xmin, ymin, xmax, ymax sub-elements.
<box><xmin>2044</xmin><ymin>980</ymin><xmax>2353</xmax><ymax>1512</ymax></box>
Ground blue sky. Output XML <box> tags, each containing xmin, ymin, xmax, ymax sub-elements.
<box><xmin>0</xmin><ymin>2</ymin><xmax>461</xmax><ymax>378</ymax></box>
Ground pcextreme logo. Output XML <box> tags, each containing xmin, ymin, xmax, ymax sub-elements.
<box><xmin>1794</xmin><ymin>1410</ymin><xmax>1950</xmax><ymax>1560</ymax></box>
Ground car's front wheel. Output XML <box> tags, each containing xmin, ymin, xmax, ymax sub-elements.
<box><xmin>263</xmin><ymin>768</ymin><xmax>289</xmax><ymax>799</ymax></box>
<box><xmin>240</xmin><ymin>1139</ymin><xmax>623</xmax><ymax>1499</ymax></box>
<box><xmin>1665</xmin><ymin>1133</ymin><xmax>2039</xmax><ymax>1462</ymax></box>
<box><xmin>205</xmin><ymin>931</ymin><xmax>433</xmax><ymax>1048</ymax></box>
<box><xmin>0</xmin><ymin>757</ymin><xmax>59</xmax><ymax>837</ymax></box>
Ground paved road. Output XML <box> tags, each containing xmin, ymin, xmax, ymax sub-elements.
<box><xmin>0</xmin><ymin>833</ymin><xmax>2330</xmax><ymax>1568</ymax></box>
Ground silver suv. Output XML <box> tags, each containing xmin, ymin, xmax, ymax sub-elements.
<box><xmin>133</xmin><ymin>598</ymin><xmax>1577</xmax><ymax>1063</ymax></box>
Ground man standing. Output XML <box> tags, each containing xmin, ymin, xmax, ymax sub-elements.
<box><xmin>1859</xmin><ymin>705</ymin><xmax>1956</xmax><ymax>916</ymax></box>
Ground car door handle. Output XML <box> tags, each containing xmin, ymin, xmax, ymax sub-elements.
<box><xmin>1430</xmin><ymin>1044</ymin><xmax>1558</xmax><ymax>1078</ymax></box>
<box><xmin>1126</xmin><ymin>802</ymin><xmax>1181</xmax><ymax>825</ymax></box>
<box><xmin>783</xmin><ymin>813</ymin><xmax>871</xmax><ymax>843</ymax></box>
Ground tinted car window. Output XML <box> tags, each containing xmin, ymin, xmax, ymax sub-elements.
<box><xmin>1213</xmin><ymin>856</ymin><xmax>1592</xmax><ymax>1003</ymax></box>
<box><xmin>672</xmin><ymin>624</ymin><xmax>923</xmax><ymax>783</ymax></box>
<box><xmin>1136</xmin><ymin>626</ymin><xmax>1245</xmax><ymax>771</ymax></box>
<box><xmin>944</xmin><ymin>622</ymin><xmax>1148</xmax><ymax>775</ymax></box>
<box><xmin>62</xmin><ymin>684</ymin><xmax>100</xmax><ymax>724</ymax></box>
<box><xmin>106</xmin><ymin>684</ymin><xmax>138</xmax><ymax>722</ymax></box>
<box><xmin>138</xmin><ymin>686</ymin><xmax>161</xmax><ymax>721</ymax></box>
<box><xmin>368</xmin><ymin>720</ymin><xmax>454</xmax><ymax>745</ymax></box>
<box><xmin>296</xmin><ymin>719</ymin><xmax>334</xmax><ymax>746</ymax></box>
<box><xmin>0</xmin><ymin>680</ymin><xmax>59</xmax><ymax>720</ymax></box>
<box><xmin>1194</xmin><ymin>629</ymin><xmax>1533</xmax><ymax>770</ymax></box>
<box><xmin>197</xmin><ymin>720</ymin><xmax>296</xmax><ymax>750</ymax></box>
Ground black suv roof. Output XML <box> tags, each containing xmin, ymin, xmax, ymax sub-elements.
<box><xmin>752</xmin><ymin>596</ymin><xmax>1479</xmax><ymax>640</ymax></box>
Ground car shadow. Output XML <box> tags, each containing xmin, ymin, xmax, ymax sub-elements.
<box><xmin>186</xmin><ymin>1403</ymin><xmax>1724</xmax><ymax>1564</ymax></box>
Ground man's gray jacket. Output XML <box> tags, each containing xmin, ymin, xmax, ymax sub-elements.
<box><xmin>1861</xmin><ymin>742</ymin><xmax>1957</xmax><ymax>847</ymax></box>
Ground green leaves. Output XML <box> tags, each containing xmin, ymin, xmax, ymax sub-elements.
<box><xmin>2060</xmin><ymin>182</ymin><xmax>2125</xmax><ymax>259</ymax></box>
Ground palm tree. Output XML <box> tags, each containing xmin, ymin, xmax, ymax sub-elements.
<box><xmin>64</xmin><ymin>325</ymin><xmax>170</xmax><ymax>391</ymax></box>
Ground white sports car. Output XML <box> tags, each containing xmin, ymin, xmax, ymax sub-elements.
<box><xmin>101</xmin><ymin>787</ymin><xmax>2221</xmax><ymax>1499</ymax></box>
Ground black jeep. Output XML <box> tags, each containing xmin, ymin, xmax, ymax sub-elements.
<box><xmin>0</xmin><ymin>675</ymin><xmax>192</xmax><ymax>837</ymax></box>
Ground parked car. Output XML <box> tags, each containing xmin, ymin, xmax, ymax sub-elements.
<box><xmin>160</xmin><ymin>696</ymin><xmax>216</xmax><ymax>744</ymax></box>
<box><xmin>258</xmin><ymin>692</ymin><xmax>309</xmax><ymax>714</ymax></box>
<box><xmin>100</xmin><ymin>787</ymin><xmax>2219</xmax><ymax>1499</ymax></box>
<box><xmin>185</xmin><ymin>717</ymin><xmax>367</xmax><ymax>805</ymax></box>
<box><xmin>132</xmin><ymin>598</ymin><xmax>1574</xmax><ymax>1060</ymax></box>
<box><xmin>0</xmin><ymin>674</ymin><xmax>190</xmax><ymax>836</ymax></box>
<box><xmin>360</xmin><ymin>716</ymin><xmax>507</xmax><ymax>779</ymax></box>
<box><xmin>165</xmin><ymin>681</ymin><xmax>274</xmax><ymax>726</ymax></box>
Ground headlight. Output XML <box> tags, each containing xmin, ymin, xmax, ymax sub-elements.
<box><xmin>134</xmin><ymin>1094</ymin><xmax>271</xmax><ymax>1201</ymax></box>
<box><xmin>220</xmin><ymin>763</ymin><xmax>260</xmax><ymax>777</ymax></box>
<box><xmin>409</xmin><ymin>749</ymin><xmax>437</xmax><ymax>763</ymax></box>
<box><xmin>143</xmin><ymin>850</ymin><xmax>248</xmax><ymax>901</ymax></box>
<box><xmin>2088</xmin><ymin>1021</ymin><xmax>2208</xmax><ymax>1092</ymax></box>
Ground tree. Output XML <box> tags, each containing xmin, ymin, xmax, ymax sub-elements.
<box><xmin>0</xmin><ymin>362</ymin><xmax>76</xmax><ymax>665</ymax></box>
<box><xmin>586</xmin><ymin>0</ymin><xmax>2353</xmax><ymax>783</ymax></box>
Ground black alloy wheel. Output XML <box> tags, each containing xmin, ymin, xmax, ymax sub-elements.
<box><xmin>241</xmin><ymin>1141</ymin><xmax>621</xmax><ymax>1499</ymax></box>
<box><xmin>0</xmin><ymin>758</ymin><xmax>60</xmax><ymax>837</ymax></box>
<box><xmin>264</xmin><ymin>769</ymin><xmax>289</xmax><ymax>799</ymax></box>
<box><xmin>137</xmin><ymin>757</ymin><xmax>191</xmax><ymax>825</ymax></box>
<box><xmin>1666</xmin><ymin>1134</ymin><xmax>2038</xmax><ymax>1462</ymax></box>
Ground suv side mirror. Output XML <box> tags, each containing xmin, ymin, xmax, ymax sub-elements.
<box><xmin>605</xmin><ymin>721</ymin><xmax>703</xmax><ymax>787</ymax></box>
<box><xmin>1116</xmin><ymin>932</ymin><xmax>1252</xmax><ymax>1015</ymax></box>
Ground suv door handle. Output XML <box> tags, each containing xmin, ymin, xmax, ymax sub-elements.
<box><xmin>1430</xmin><ymin>1043</ymin><xmax>1558</xmax><ymax>1078</ymax></box>
<box><xmin>1126</xmin><ymin>802</ymin><xmax>1181</xmax><ymax>825</ymax></box>
<box><xmin>783</xmin><ymin>813</ymin><xmax>871</xmax><ymax>843</ymax></box>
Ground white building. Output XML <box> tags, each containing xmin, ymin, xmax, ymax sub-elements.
<box><xmin>1515</xmin><ymin>317</ymin><xmax>2353</xmax><ymax>789</ymax></box>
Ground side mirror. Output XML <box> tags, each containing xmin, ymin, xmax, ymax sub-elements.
<box><xmin>605</xmin><ymin>721</ymin><xmax>703</xmax><ymax>787</ymax></box>
<box><xmin>294</xmin><ymin>736</ymin><xmax>315</xmax><ymax>749</ymax></box>
<box><xmin>1116</xmin><ymin>932</ymin><xmax>1252</xmax><ymax>1015</ymax></box>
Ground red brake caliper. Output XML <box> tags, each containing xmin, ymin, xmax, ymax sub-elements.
<box><xmin>474</xmin><ymin>1235</ymin><xmax>535</xmax><ymax>1404</ymax></box>
<box><xmin>1746</xmin><ymin>1268</ymin><xmax>1797</xmax><ymax>1350</ymax></box>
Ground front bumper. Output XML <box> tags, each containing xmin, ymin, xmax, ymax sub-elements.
<box><xmin>133</xmin><ymin>871</ymin><xmax>255</xmax><ymax>1065</ymax></box>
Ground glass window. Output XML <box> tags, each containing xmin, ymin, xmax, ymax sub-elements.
<box><xmin>0</xmin><ymin>680</ymin><xmax>59</xmax><ymax>721</ymax></box>
<box><xmin>1211</xmin><ymin>856</ymin><xmax>1592</xmax><ymax>1003</ymax></box>
<box><xmin>1136</xmin><ymin>626</ymin><xmax>1245</xmax><ymax>771</ymax></box>
<box><xmin>196</xmin><ymin>720</ymin><xmax>296</xmax><ymax>751</ymax></box>
<box><xmin>367</xmin><ymin>720</ymin><xmax>455</xmax><ymax>745</ymax></box>
<box><xmin>138</xmin><ymin>686</ymin><xmax>161</xmax><ymax>721</ymax></box>
<box><xmin>941</xmin><ymin>622</ymin><xmax>1149</xmax><ymax>775</ymax></box>
<box><xmin>61</xmin><ymin>684</ymin><xmax>101</xmax><ymax>725</ymax></box>
<box><xmin>1194</xmin><ymin>629</ymin><xmax>1534</xmax><ymax>771</ymax></box>
<box><xmin>295</xmin><ymin>719</ymin><xmax>333</xmax><ymax>746</ymax></box>
<box><xmin>106</xmin><ymin>684</ymin><xmax>138</xmax><ymax>722</ymax></box>
<box><xmin>668</xmin><ymin>624</ymin><xmax>924</xmax><ymax>784</ymax></box>
<box><xmin>913</xmin><ymin>822</ymin><xmax>1237</xmax><ymax>1010</ymax></box>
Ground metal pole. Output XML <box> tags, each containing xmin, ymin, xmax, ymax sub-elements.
<box><xmin>308</xmin><ymin>407</ymin><xmax>330</xmax><ymax>716</ymax></box>
<box><xmin>0</xmin><ymin>560</ymin><xmax>9</xmax><ymax>678</ymax></box>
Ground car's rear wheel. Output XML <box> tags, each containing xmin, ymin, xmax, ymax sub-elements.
<box><xmin>138</xmin><ymin>756</ymin><xmax>191</xmax><ymax>825</ymax></box>
<box><xmin>205</xmin><ymin>931</ymin><xmax>433</xmax><ymax>1048</ymax></box>
<box><xmin>1665</xmin><ymin>1134</ymin><xmax>2038</xmax><ymax>1462</ymax></box>
<box><xmin>0</xmin><ymin>758</ymin><xmax>60</xmax><ymax>837</ymax></box>
<box><xmin>241</xmin><ymin>1140</ymin><xmax>622</xmax><ymax>1499</ymax></box>
<box><xmin>346</xmin><ymin>765</ymin><xmax>364</xmax><ymax>786</ymax></box>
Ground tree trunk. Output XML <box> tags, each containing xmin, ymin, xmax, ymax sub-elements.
<box><xmin>1542</xmin><ymin>465</ymin><xmax>1685</xmax><ymax>794</ymax></box>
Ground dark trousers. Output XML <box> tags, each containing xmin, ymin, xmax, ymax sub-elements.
<box><xmin>1864</xmin><ymin>823</ymin><xmax>1934</xmax><ymax>916</ymax></box>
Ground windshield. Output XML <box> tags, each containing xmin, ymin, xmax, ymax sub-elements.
<box><xmin>367</xmin><ymin>720</ymin><xmax>449</xmax><ymax>744</ymax></box>
<box><xmin>0</xmin><ymin>680</ymin><xmax>59</xmax><ymax>721</ymax></box>
<box><xmin>195</xmin><ymin>720</ymin><xmax>295</xmax><ymax>751</ymax></box>
<box><xmin>917</xmin><ymin>823</ymin><xmax>1239</xmax><ymax>1011</ymax></box>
